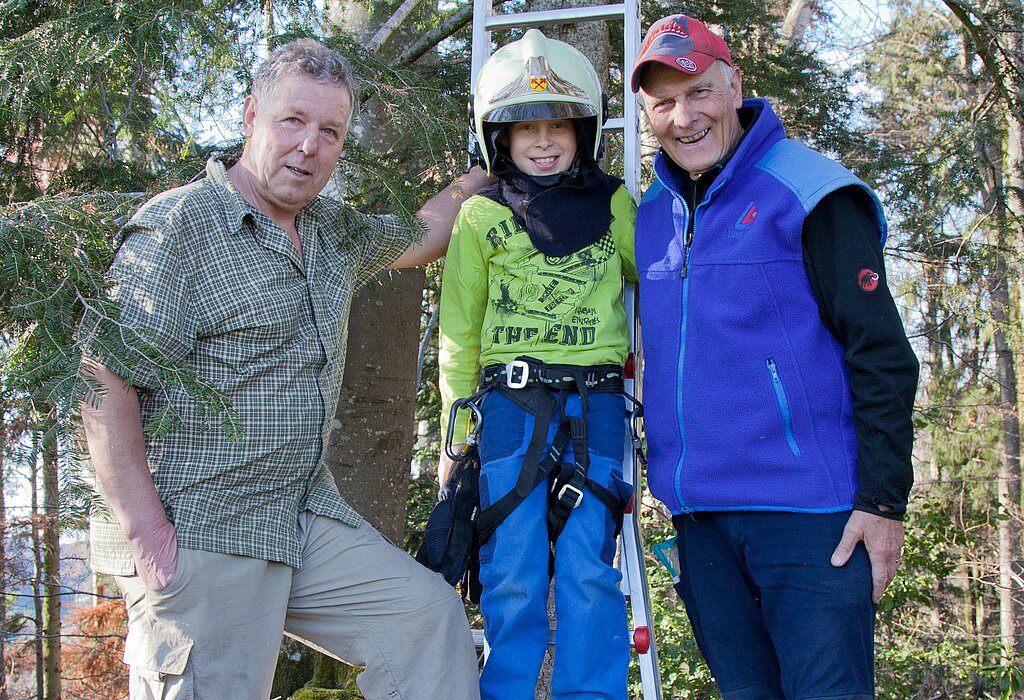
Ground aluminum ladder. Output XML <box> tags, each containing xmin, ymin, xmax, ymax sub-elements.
<box><xmin>468</xmin><ymin>2</ymin><xmax>662</xmax><ymax>697</ymax></box>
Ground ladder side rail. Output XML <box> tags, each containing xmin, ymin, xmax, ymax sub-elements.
<box><xmin>470</xmin><ymin>0</ymin><xmax>493</xmax><ymax>94</ymax></box>
<box><xmin>622</xmin><ymin>505</ymin><xmax>664</xmax><ymax>696</ymax></box>
<box><xmin>621</xmin><ymin>0</ymin><xmax>662</xmax><ymax>692</ymax></box>
<box><xmin>622</xmin><ymin>0</ymin><xmax>640</xmax><ymax>198</ymax></box>
<box><xmin>622</xmin><ymin>285</ymin><xmax>664</xmax><ymax>700</ymax></box>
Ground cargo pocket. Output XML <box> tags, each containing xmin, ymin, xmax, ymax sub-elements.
<box><xmin>123</xmin><ymin>550</ymin><xmax>196</xmax><ymax>700</ymax></box>
<box><xmin>123</xmin><ymin>616</ymin><xmax>195</xmax><ymax>699</ymax></box>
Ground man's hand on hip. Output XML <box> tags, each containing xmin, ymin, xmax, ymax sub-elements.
<box><xmin>830</xmin><ymin>509</ymin><xmax>905</xmax><ymax>604</ymax></box>
<box><xmin>128</xmin><ymin>517</ymin><xmax>179</xmax><ymax>591</ymax></box>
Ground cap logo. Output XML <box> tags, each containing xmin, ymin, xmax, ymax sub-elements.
<box><xmin>675</xmin><ymin>57</ymin><xmax>698</xmax><ymax>72</ymax></box>
<box><xmin>530</xmin><ymin>76</ymin><xmax>548</xmax><ymax>92</ymax></box>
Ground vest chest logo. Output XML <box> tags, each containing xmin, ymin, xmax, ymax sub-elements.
<box><xmin>732</xmin><ymin>201</ymin><xmax>758</xmax><ymax>234</ymax></box>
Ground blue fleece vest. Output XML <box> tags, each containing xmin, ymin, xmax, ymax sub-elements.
<box><xmin>636</xmin><ymin>98</ymin><xmax>887</xmax><ymax>515</ymax></box>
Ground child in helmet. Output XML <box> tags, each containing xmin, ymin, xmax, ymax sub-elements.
<box><xmin>438</xmin><ymin>28</ymin><xmax>637</xmax><ymax>699</ymax></box>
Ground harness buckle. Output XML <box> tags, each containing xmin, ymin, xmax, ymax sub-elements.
<box><xmin>505</xmin><ymin>359</ymin><xmax>530</xmax><ymax>389</ymax></box>
<box><xmin>555</xmin><ymin>483</ymin><xmax>584</xmax><ymax>509</ymax></box>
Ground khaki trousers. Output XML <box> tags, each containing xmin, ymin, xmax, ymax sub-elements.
<box><xmin>115</xmin><ymin>513</ymin><xmax>480</xmax><ymax>700</ymax></box>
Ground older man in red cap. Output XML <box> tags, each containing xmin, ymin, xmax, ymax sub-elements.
<box><xmin>630</xmin><ymin>14</ymin><xmax>919</xmax><ymax>699</ymax></box>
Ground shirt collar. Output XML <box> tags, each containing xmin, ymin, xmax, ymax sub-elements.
<box><xmin>204</xmin><ymin>155</ymin><xmax>326</xmax><ymax>234</ymax></box>
<box><xmin>205</xmin><ymin>156</ymin><xmax>255</xmax><ymax>235</ymax></box>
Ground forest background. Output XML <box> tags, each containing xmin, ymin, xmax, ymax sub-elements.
<box><xmin>1</xmin><ymin>0</ymin><xmax>1023</xmax><ymax>697</ymax></box>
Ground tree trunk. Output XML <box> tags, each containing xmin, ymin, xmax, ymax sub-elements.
<box><xmin>993</xmin><ymin>270</ymin><xmax>1022</xmax><ymax>655</ymax></box>
<box><xmin>41</xmin><ymin>415</ymin><xmax>61</xmax><ymax>700</ymax></box>
<box><xmin>923</xmin><ymin>264</ymin><xmax>945</xmax><ymax>485</ymax></box>
<box><xmin>975</xmin><ymin>124</ymin><xmax>1024</xmax><ymax>656</ymax></box>
<box><xmin>285</xmin><ymin>2</ymin><xmax>431</xmax><ymax>693</ymax></box>
<box><xmin>30</xmin><ymin>430</ymin><xmax>44</xmax><ymax>700</ymax></box>
<box><xmin>325</xmin><ymin>270</ymin><xmax>424</xmax><ymax>544</ymax></box>
<box><xmin>780</xmin><ymin>0</ymin><xmax>814</xmax><ymax>48</ymax></box>
<box><xmin>322</xmin><ymin>0</ymin><xmax>424</xmax><ymax>550</ymax></box>
<box><xmin>1005</xmin><ymin>0</ymin><xmax>1024</xmax><ymax>524</ymax></box>
<box><xmin>324</xmin><ymin>0</ymin><xmax>371</xmax><ymax>42</ymax></box>
<box><xmin>0</xmin><ymin>405</ymin><xmax>8</xmax><ymax>700</ymax></box>
<box><xmin>263</xmin><ymin>0</ymin><xmax>275</xmax><ymax>42</ymax></box>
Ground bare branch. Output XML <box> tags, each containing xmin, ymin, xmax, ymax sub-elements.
<box><xmin>396</xmin><ymin>0</ymin><xmax>510</xmax><ymax>67</ymax></box>
<box><xmin>367</xmin><ymin>0</ymin><xmax>426</xmax><ymax>53</ymax></box>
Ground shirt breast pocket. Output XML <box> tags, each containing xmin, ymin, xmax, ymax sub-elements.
<box><xmin>195</xmin><ymin>257</ymin><xmax>308</xmax><ymax>370</ymax></box>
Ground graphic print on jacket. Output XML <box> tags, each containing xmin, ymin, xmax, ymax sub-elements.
<box><xmin>488</xmin><ymin>213</ymin><xmax>617</xmax><ymax>347</ymax></box>
<box><xmin>438</xmin><ymin>185</ymin><xmax>637</xmax><ymax>444</ymax></box>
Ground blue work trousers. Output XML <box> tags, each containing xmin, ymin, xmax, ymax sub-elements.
<box><xmin>673</xmin><ymin>511</ymin><xmax>876</xmax><ymax>700</ymax></box>
<box><xmin>477</xmin><ymin>390</ymin><xmax>631</xmax><ymax>700</ymax></box>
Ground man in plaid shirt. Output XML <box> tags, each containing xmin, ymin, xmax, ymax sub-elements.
<box><xmin>80</xmin><ymin>39</ymin><xmax>489</xmax><ymax>700</ymax></box>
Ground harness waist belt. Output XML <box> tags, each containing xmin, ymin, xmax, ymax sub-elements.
<box><xmin>481</xmin><ymin>358</ymin><xmax>625</xmax><ymax>393</ymax></box>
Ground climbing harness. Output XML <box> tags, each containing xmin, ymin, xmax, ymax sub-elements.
<box><xmin>472</xmin><ymin>356</ymin><xmax>637</xmax><ymax>550</ymax></box>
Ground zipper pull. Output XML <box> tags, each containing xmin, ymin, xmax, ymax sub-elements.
<box><xmin>766</xmin><ymin>358</ymin><xmax>779</xmax><ymax>381</ymax></box>
<box><xmin>680</xmin><ymin>229</ymin><xmax>694</xmax><ymax>279</ymax></box>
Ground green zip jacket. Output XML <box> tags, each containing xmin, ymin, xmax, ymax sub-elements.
<box><xmin>439</xmin><ymin>185</ymin><xmax>638</xmax><ymax>443</ymax></box>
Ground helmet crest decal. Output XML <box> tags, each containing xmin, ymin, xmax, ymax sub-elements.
<box><xmin>494</xmin><ymin>56</ymin><xmax>589</xmax><ymax>102</ymax></box>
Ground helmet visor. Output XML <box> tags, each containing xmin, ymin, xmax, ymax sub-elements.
<box><xmin>484</xmin><ymin>101</ymin><xmax>597</xmax><ymax>124</ymax></box>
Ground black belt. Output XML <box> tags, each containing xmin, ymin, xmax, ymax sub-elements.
<box><xmin>481</xmin><ymin>357</ymin><xmax>625</xmax><ymax>394</ymax></box>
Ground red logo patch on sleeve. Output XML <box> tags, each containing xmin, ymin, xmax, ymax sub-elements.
<box><xmin>858</xmin><ymin>268</ymin><xmax>880</xmax><ymax>292</ymax></box>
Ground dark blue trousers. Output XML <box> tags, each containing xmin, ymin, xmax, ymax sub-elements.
<box><xmin>477</xmin><ymin>391</ymin><xmax>632</xmax><ymax>699</ymax></box>
<box><xmin>673</xmin><ymin>511</ymin><xmax>876</xmax><ymax>700</ymax></box>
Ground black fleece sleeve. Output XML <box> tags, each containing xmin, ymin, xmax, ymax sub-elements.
<box><xmin>801</xmin><ymin>187</ymin><xmax>919</xmax><ymax>519</ymax></box>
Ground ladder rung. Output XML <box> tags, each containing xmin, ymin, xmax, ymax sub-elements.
<box><xmin>471</xmin><ymin>627</ymin><xmax>556</xmax><ymax>649</ymax></box>
<box><xmin>603</xmin><ymin>117</ymin><xmax>625</xmax><ymax>133</ymax></box>
<box><xmin>483</xmin><ymin>4</ymin><xmax>626</xmax><ymax>32</ymax></box>
<box><xmin>472</xmin><ymin>626</ymin><xmax>654</xmax><ymax>651</ymax></box>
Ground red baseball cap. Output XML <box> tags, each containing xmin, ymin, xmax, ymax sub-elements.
<box><xmin>630</xmin><ymin>14</ymin><xmax>732</xmax><ymax>93</ymax></box>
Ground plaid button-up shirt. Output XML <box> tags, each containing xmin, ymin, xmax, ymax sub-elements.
<box><xmin>85</xmin><ymin>158</ymin><xmax>422</xmax><ymax>574</ymax></box>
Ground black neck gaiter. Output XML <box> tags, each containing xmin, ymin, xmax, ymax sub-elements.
<box><xmin>480</xmin><ymin>153</ymin><xmax>623</xmax><ymax>257</ymax></box>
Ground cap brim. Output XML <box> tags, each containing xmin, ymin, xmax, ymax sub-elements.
<box><xmin>630</xmin><ymin>53</ymin><xmax>719</xmax><ymax>93</ymax></box>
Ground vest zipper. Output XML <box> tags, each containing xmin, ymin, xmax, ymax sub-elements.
<box><xmin>766</xmin><ymin>358</ymin><xmax>801</xmax><ymax>457</ymax></box>
<box><xmin>656</xmin><ymin>159</ymin><xmax>724</xmax><ymax>512</ymax></box>
<box><xmin>674</xmin><ymin>197</ymin><xmax>710</xmax><ymax>509</ymax></box>
<box><xmin>654</xmin><ymin>163</ymin><xmax>694</xmax><ymax>512</ymax></box>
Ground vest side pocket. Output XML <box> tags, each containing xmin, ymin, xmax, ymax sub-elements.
<box><xmin>765</xmin><ymin>357</ymin><xmax>801</xmax><ymax>457</ymax></box>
